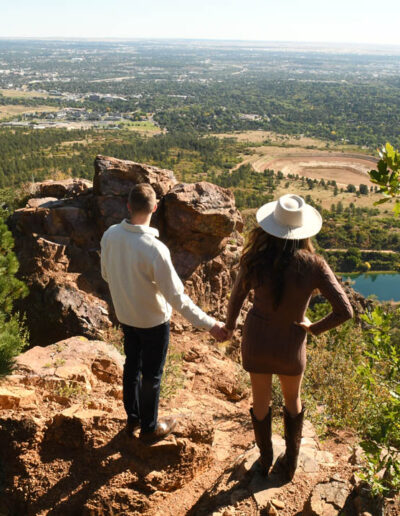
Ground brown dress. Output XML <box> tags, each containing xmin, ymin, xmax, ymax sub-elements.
<box><xmin>225</xmin><ymin>255</ymin><xmax>353</xmax><ymax>376</ymax></box>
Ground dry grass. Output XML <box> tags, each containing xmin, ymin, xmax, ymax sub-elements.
<box><xmin>118</xmin><ymin>120</ymin><xmax>163</xmax><ymax>135</ymax></box>
<box><xmin>0</xmin><ymin>88</ymin><xmax>50</xmax><ymax>99</ymax></box>
<box><xmin>241</xmin><ymin>177</ymin><xmax>394</xmax><ymax>216</ymax></box>
<box><xmin>0</xmin><ymin>105</ymin><xmax>59</xmax><ymax>120</ymax></box>
<box><xmin>214</xmin><ymin>130</ymin><xmax>327</xmax><ymax>147</ymax></box>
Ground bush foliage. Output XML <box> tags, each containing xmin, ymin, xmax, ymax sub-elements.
<box><xmin>304</xmin><ymin>302</ymin><xmax>400</xmax><ymax>497</ymax></box>
<box><xmin>0</xmin><ymin>213</ymin><xmax>29</xmax><ymax>378</ymax></box>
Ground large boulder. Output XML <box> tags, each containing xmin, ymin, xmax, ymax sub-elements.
<box><xmin>32</xmin><ymin>178</ymin><xmax>92</xmax><ymax>199</ymax></box>
<box><xmin>16</xmin><ymin>336</ymin><xmax>124</xmax><ymax>391</ymax></box>
<box><xmin>93</xmin><ymin>155</ymin><xmax>177</xmax><ymax>198</ymax></box>
<box><xmin>160</xmin><ymin>181</ymin><xmax>243</xmax><ymax>278</ymax></box>
<box><xmin>9</xmin><ymin>156</ymin><xmax>243</xmax><ymax>345</ymax></box>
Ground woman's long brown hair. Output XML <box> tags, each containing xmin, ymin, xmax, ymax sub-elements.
<box><xmin>240</xmin><ymin>227</ymin><xmax>316</xmax><ymax>309</ymax></box>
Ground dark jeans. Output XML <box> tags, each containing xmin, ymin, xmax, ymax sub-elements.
<box><xmin>121</xmin><ymin>321</ymin><xmax>170</xmax><ymax>433</ymax></box>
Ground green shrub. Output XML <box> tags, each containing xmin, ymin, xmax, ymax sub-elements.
<box><xmin>304</xmin><ymin>302</ymin><xmax>399</xmax><ymax>497</ymax></box>
<box><xmin>0</xmin><ymin>213</ymin><xmax>29</xmax><ymax>378</ymax></box>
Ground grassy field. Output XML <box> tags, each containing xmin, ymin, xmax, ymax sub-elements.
<box><xmin>0</xmin><ymin>105</ymin><xmax>59</xmax><ymax>120</ymax></box>
<box><xmin>240</xmin><ymin>178</ymin><xmax>397</xmax><ymax>220</ymax></box>
<box><xmin>0</xmin><ymin>88</ymin><xmax>50</xmax><ymax>99</ymax></box>
<box><xmin>216</xmin><ymin>130</ymin><xmax>370</xmax><ymax>153</ymax></box>
<box><xmin>117</xmin><ymin>120</ymin><xmax>163</xmax><ymax>134</ymax></box>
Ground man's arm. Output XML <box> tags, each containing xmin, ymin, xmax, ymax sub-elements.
<box><xmin>153</xmin><ymin>244</ymin><xmax>220</xmax><ymax>332</ymax></box>
<box><xmin>100</xmin><ymin>234</ymin><xmax>108</xmax><ymax>283</ymax></box>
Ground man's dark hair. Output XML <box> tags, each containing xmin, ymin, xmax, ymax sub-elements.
<box><xmin>128</xmin><ymin>183</ymin><xmax>156</xmax><ymax>214</ymax></box>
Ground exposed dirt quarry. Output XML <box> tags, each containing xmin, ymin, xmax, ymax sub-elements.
<box><xmin>250</xmin><ymin>153</ymin><xmax>377</xmax><ymax>187</ymax></box>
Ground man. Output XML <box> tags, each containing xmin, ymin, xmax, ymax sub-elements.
<box><xmin>101</xmin><ymin>183</ymin><xmax>227</xmax><ymax>445</ymax></box>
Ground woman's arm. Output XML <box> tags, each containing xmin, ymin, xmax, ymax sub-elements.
<box><xmin>225</xmin><ymin>267</ymin><xmax>251</xmax><ymax>331</ymax></box>
<box><xmin>308</xmin><ymin>259</ymin><xmax>354</xmax><ymax>336</ymax></box>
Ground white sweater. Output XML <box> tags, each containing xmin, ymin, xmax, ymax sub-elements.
<box><xmin>100</xmin><ymin>220</ymin><xmax>216</xmax><ymax>330</ymax></box>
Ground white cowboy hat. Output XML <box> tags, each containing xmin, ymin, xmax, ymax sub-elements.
<box><xmin>256</xmin><ymin>194</ymin><xmax>322</xmax><ymax>240</ymax></box>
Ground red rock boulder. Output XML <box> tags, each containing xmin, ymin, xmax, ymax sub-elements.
<box><xmin>93</xmin><ymin>155</ymin><xmax>177</xmax><ymax>198</ymax></box>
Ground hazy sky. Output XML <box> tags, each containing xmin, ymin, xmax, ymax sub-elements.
<box><xmin>1</xmin><ymin>0</ymin><xmax>400</xmax><ymax>45</ymax></box>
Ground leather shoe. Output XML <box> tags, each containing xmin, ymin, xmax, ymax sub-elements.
<box><xmin>125</xmin><ymin>419</ymin><xmax>140</xmax><ymax>438</ymax></box>
<box><xmin>139</xmin><ymin>417</ymin><xmax>177</xmax><ymax>445</ymax></box>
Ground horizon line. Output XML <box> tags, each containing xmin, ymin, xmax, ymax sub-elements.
<box><xmin>1</xmin><ymin>36</ymin><xmax>400</xmax><ymax>49</ymax></box>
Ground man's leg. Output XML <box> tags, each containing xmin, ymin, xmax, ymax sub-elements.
<box><xmin>137</xmin><ymin>321</ymin><xmax>170</xmax><ymax>433</ymax></box>
<box><xmin>122</xmin><ymin>324</ymin><xmax>141</xmax><ymax>427</ymax></box>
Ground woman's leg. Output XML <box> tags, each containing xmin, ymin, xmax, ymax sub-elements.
<box><xmin>250</xmin><ymin>372</ymin><xmax>272</xmax><ymax>420</ymax></box>
<box><xmin>278</xmin><ymin>373</ymin><xmax>303</xmax><ymax>416</ymax></box>
<box><xmin>249</xmin><ymin>372</ymin><xmax>273</xmax><ymax>474</ymax></box>
<box><xmin>277</xmin><ymin>373</ymin><xmax>305</xmax><ymax>480</ymax></box>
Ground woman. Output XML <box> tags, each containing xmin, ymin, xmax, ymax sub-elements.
<box><xmin>224</xmin><ymin>194</ymin><xmax>353</xmax><ymax>480</ymax></box>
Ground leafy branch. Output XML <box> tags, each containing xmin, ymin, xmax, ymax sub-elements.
<box><xmin>368</xmin><ymin>143</ymin><xmax>400</xmax><ymax>216</ymax></box>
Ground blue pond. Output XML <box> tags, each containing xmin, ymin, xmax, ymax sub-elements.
<box><xmin>341</xmin><ymin>273</ymin><xmax>400</xmax><ymax>302</ymax></box>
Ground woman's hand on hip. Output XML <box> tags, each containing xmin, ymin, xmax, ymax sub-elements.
<box><xmin>295</xmin><ymin>317</ymin><xmax>313</xmax><ymax>334</ymax></box>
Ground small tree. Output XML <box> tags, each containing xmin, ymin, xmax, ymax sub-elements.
<box><xmin>347</xmin><ymin>184</ymin><xmax>357</xmax><ymax>193</ymax></box>
<box><xmin>368</xmin><ymin>143</ymin><xmax>400</xmax><ymax>215</ymax></box>
<box><xmin>0</xmin><ymin>214</ymin><xmax>29</xmax><ymax>378</ymax></box>
<box><xmin>359</xmin><ymin>184</ymin><xmax>369</xmax><ymax>195</ymax></box>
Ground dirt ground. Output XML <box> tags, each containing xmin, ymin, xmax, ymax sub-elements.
<box><xmin>239</xmin><ymin>148</ymin><xmax>376</xmax><ymax>187</ymax></box>
<box><xmin>1</xmin><ymin>315</ymin><xmax>399</xmax><ymax>515</ymax></box>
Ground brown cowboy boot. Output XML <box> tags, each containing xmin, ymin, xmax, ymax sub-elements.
<box><xmin>250</xmin><ymin>407</ymin><xmax>273</xmax><ymax>475</ymax></box>
<box><xmin>278</xmin><ymin>406</ymin><xmax>305</xmax><ymax>480</ymax></box>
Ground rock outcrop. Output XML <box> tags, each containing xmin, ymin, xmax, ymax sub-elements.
<box><xmin>9</xmin><ymin>156</ymin><xmax>243</xmax><ymax>345</ymax></box>
<box><xmin>0</xmin><ymin>337</ymin><xmax>217</xmax><ymax>515</ymax></box>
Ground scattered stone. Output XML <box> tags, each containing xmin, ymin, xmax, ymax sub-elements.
<box><xmin>0</xmin><ymin>385</ymin><xmax>37</xmax><ymax>409</ymax></box>
<box><xmin>217</xmin><ymin>378</ymin><xmax>246</xmax><ymax>401</ymax></box>
<box><xmin>0</xmin><ymin>416</ymin><xmax>39</xmax><ymax>443</ymax></box>
<box><xmin>106</xmin><ymin>386</ymin><xmax>123</xmax><ymax>400</ymax></box>
<box><xmin>171</xmin><ymin>321</ymin><xmax>184</xmax><ymax>333</ymax></box>
<box><xmin>303</xmin><ymin>478</ymin><xmax>351</xmax><ymax>516</ymax></box>
<box><xmin>266</xmin><ymin>502</ymin><xmax>278</xmax><ymax>515</ymax></box>
<box><xmin>249</xmin><ymin>471</ymin><xmax>282</xmax><ymax>510</ymax></box>
<box><xmin>271</xmin><ymin>498</ymin><xmax>285</xmax><ymax>509</ymax></box>
<box><xmin>91</xmin><ymin>356</ymin><xmax>121</xmax><ymax>383</ymax></box>
<box><xmin>234</xmin><ymin>446</ymin><xmax>259</xmax><ymax>480</ymax></box>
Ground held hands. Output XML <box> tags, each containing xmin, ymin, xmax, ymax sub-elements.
<box><xmin>209</xmin><ymin>322</ymin><xmax>230</xmax><ymax>342</ymax></box>
<box><xmin>223</xmin><ymin>326</ymin><xmax>234</xmax><ymax>340</ymax></box>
